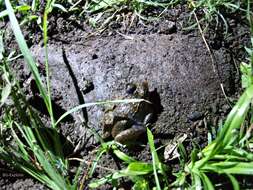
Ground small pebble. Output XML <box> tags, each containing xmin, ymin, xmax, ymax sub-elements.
<box><xmin>187</xmin><ymin>111</ymin><xmax>204</xmax><ymax>122</ymax></box>
<box><xmin>91</xmin><ymin>54</ymin><xmax>98</xmax><ymax>60</ymax></box>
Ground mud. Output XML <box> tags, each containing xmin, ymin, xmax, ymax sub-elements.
<box><xmin>29</xmin><ymin>32</ymin><xmax>234</xmax><ymax>143</ymax></box>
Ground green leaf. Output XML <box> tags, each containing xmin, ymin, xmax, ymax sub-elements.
<box><xmin>195</xmin><ymin>85</ymin><xmax>253</xmax><ymax>169</ymax></box>
<box><xmin>200</xmin><ymin>173</ymin><xmax>214</xmax><ymax>190</ymax></box>
<box><xmin>133</xmin><ymin>179</ymin><xmax>150</xmax><ymax>190</ymax></box>
<box><xmin>0</xmin><ymin>10</ymin><xmax>8</xmax><ymax>18</ymax></box>
<box><xmin>192</xmin><ymin>173</ymin><xmax>202</xmax><ymax>190</ymax></box>
<box><xmin>126</xmin><ymin>162</ymin><xmax>153</xmax><ymax>175</ymax></box>
<box><xmin>245</xmin><ymin>47</ymin><xmax>253</xmax><ymax>56</ymax></box>
<box><xmin>147</xmin><ymin>128</ymin><xmax>161</xmax><ymax>190</ymax></box>
<box><xmin>203</xmin><ymin>161</ymin><xmax>253</xmax><ymax>175</ymax></box>
<box><xmin>240</xmin><ymin>62</ymin><xmax>253</xmax><ymax>88</ymax></box>
<box><xmin>88</xmin><ymin>148</ymin><xmax>107</xmax><ymax>177</ymax></box>
<box><xmin>227</xmin><ymin>174</ymin><xmax>240</xmax><ymax>190</ymax></box>
<box><xmin>89</xmin><ymin>173</ymin><xmax>114</xmax><ymax>188</ymax></box>
<box><xmin>89</xmin><ymin>170</ymin><xmax>130</xmax><ymax>188</ymax></box>
<box><xmin>16</xmin><ymin>5</ymin><xmax>31</xmax><ymax>11</ymax></box>
<box><xmin>5</xmin><ymin>0</ymin><xmax>50</xmax><ymax>116</ymax></box>
<box><xmin>113</xmin><ymin>149</ymin><xmax>137</xmax><ymax>163</ymax></box>
<box><xmin>88</xmin><ymin>0</ymin><xmax>124</xmax><ymax>13</ymax></box>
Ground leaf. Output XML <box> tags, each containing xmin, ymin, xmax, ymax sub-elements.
<box><xmin>0</xmin><ymin>31</ymin><xmax>3</xmax><ymax>60</ymax></box>
<box><xmin>88</xmin><ymin>148</ymin><xmax>107</xmax><ymax>177</ymax></box>
<box><xmin>126</xmin><ymin>162</ymin><xmax>153</xmax><ymax>175</ymax></box>
<box><xmin>245</xmin><ymin>47</ymin><xmax>253</xmax><ymax>56</ymax></box>
<box><xmin>89</xmin><ymin>169</ymin><xmax>133</xmax><ymax>189</ymax></box>
<box><xmin>89</xmin><ymin>173</ymin><xmax>114</xmax><ymax>188</ymax></box>
<box><xmin>133</xmin><ymin>179</ymin><xmax>150</xmax><ymax>190</ymax></box>
<box><xmin>113</xmin><ymin>149</ymin><xmax>137</xmax><ymax>163</ymax></box>
<box><xmin>53</xmin><ymin>3</ymin><xmax>68</xmax><ymax>12</ymax></box>
<box><xmin>197</xmin><ymin>85</ymin><xmax>253</xmax><ymax>167</ymax></box>
<box><xmin>227</xmin><ymin>174</ymin><xmax>240</xmax><ymax>190</ymax></box>
<box><xmin>192</xmin><ymin>173</ymin><xmax>202</xmax><ymax>190</ymax></box>
<box><xmin>203</xmin><ymin>161</ymin><xmax>253</xmax><ymax>175</ymax></box>
<box><xmin>199</xmin><ymin>173</ymin><xmax>214</xmax><ymax>190</ymax></box>
<box><xmin>0</xmin><ymin>83</ymin><xmax>11</xmax><ymax>106</ymax></box>
<box><xmin>16</xmin><ymin>5</ymin><xmax>31</xmax><ymax>11</ymax></box>
<box><xmin>147</xmin><ymin>128</ymin><xmax>161</xmax><ymax>190</ymax></box>
<box><xmin>0</xmin><ymin>10</ymin><xmax>8</xmax><ymax>18</ymax></box>
<box><xmin>5</xmin><ymin>0</ymin><xmax>50</xmax><ymax>115</ymax></box>
<box><xmin>88</xmin><ymin>0</ymin><xmax>124</xmax><ymax>13</ymax></box>
<box><xmin>240</xmin><ymin>62</ymin><xmax>253</xmax><ymax>88</ymax></box>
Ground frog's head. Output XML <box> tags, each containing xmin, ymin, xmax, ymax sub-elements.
<box><xmin>126</xmin><ymin>80</ymin><xmax>150</xmax><ymax>99</ymax></box>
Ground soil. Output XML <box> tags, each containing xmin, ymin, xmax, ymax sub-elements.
<box><xmin>0</xmin><ymin>3</ymin><xmax>250</xmax><ymax>190</ymax></box>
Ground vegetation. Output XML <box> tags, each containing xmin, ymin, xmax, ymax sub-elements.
<box><xmin>0</xmin><ymin>0</ymin><xmax>253</xmax><ymax>189</ymax></box>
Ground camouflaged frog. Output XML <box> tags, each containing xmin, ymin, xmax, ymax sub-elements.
<box><xmin>102</xmin><ymin>81</ymin><xmax>155</xmax><ymax>145</ymax></box>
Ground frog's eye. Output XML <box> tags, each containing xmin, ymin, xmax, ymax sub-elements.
<box><xmin>126</xmin><ymin>83</ymin><xmax>137</xmax><ymax>94</ymax></box>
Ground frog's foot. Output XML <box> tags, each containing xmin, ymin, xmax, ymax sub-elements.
<box><xmin>114</xmin><ymin>125</ymin><xmax>146</xmax><ymax>145</ymax></box>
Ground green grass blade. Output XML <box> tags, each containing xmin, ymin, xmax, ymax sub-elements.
<box><xmin>203</xmin><ymin>161</ymin><xmax>253</xmax><ymax>175</ymax></box>
<box><xmin>35</xmin><ymin>148</ymin><xmax>68</xmax><ymax>189</ymax></box>
<box><xmin>192</xmin><ymin>173</ymin><xmax>202</xmax><ymax>190</ymax></box>
<box><xmin>20</xmin><ymin>165</ymin><xmax>61</xmax><ymax>190</ymax></box>
<box><xmin>113</xmin><ymin>149</ymin><xmax>137</xmax><ymax>163</ymax></box>
<box><xmin>10</xmin><ymin>127</ymin><xmax>29</xmax><ymax>161</ymax></box>
<box><xmin>194</xmin><ymin>85</ymin><xmax>253</xmax><ymax>168</ymax></box>
<box><xmin>88</xmin><ymin>148</ymin><xmax>107</xmax><ymax>177</ymax></box>
<box><xmin>147</xmin><ymin>128</ymin><xmax>161</xmax><ymax>190</ymax></box>
<box><xmin>42</xmin><ymin>1</ymin><xmax>55</xmax><ymax>126</ymax></box>
<box><xmin>55</xmin><ymin>99</ymin><xmax>145</xmax><ymax>126</ymax></box>
<box><xmin>89</xmin><ymin>173</ymin><xmax>114</xmax><ymax>188</ymax></box>
<box><xmin>227</xmin><ymin>174</ymin><xmax>240</xmax><ymax>190</ymax></box>
<box><xmin>199</xmin><ymin>173</ymin><xmax>214</xmax><ymax>190</ymax></box>
<box><xmin>5</xmin><ymin>0</ymin><xmax>50</xmax><ymax>115</ymax></box>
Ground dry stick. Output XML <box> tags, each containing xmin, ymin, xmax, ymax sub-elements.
<box><xmin>78</xmin><ymin>159</ymin><xmax>92</xmax><ymax>190</ymax></box>
<box><xmin>193</xmin><ymin>10</ymin><xmax>232</xmax><ymax>106</ymax></box>
<box><xmin>193</xmin><ymin>10</ymin><xmax>216</xmax><ymax>73</ymax></box>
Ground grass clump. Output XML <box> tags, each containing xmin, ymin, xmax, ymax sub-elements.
<box><xmin>0</xmin><ymin>1</ymin><xmax>79</xmax><ymax>189</ymax></box>
<box><xmin>88</xmin><ymin>129</ymin><xmax>169</xmax><ymax>189</ymax></box>
<box><xmin>0</xmin><ymin>3</ymin><xmax>145</xmax><ymax>189</ymax></box>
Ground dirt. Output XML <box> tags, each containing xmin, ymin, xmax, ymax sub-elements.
<box><xmin>0</xmin><ymin>3</ymin><xmax>250</xmax><ymax>189</ymax></box>
<box><xmin>29</xmin><ymin>32</ymin><xmax>235</xmax><ymax>146</ymax></box>
<box><xmin>0</xmin><ymin>161</ymin><xmax>48</xmax><ymax>190</ymax></box>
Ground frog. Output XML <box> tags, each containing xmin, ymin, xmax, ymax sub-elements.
<box><xmin>102</xmin><ymin>81</ymin><xmax>155</xmax><ymax>145</ymax></box>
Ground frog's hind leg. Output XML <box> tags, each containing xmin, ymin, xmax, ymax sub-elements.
<box><xmin>115</xmin><ymin>124</ymin><xmax>146</xmax><ymax>145</ymax></box>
